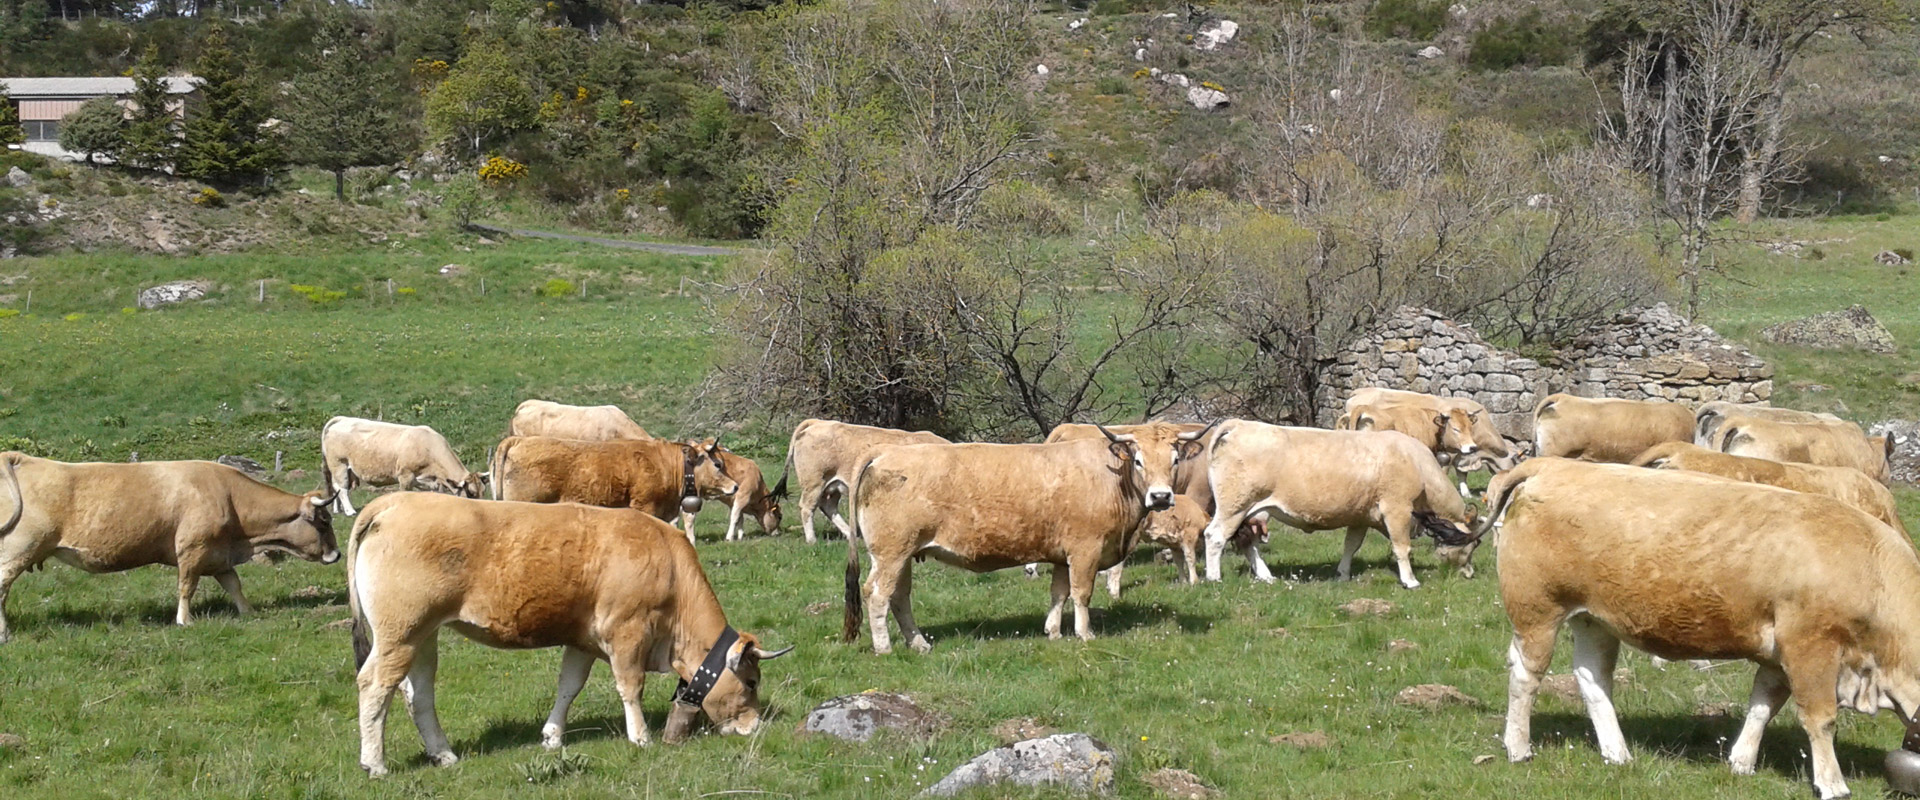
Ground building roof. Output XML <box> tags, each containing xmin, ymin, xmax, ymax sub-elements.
<box><xmin>2</xmin><ymin>76</ymin><xmax>198</xmax><ymax>97</ymax></box>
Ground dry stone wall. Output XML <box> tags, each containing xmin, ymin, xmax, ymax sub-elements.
<box><xmin>1316</xmin><ymin>304</ymin><xmax>1773</xmax><ymax>446</ymax></box>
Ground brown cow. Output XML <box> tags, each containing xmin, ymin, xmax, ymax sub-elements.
<box><xmin>320</xmin><ymin>417</ymin><xmax>484</xmax><ymax>516</ymax></box>
<box><xmin>491</xmin><ymin>436</ymin><xmax>737</xmax><ymax>542</ymax></box>
<box><xmin>1486</xmin><ymin>457</ymin><xmax>1920</xmax><ymax>799</ymax></box>
<box><xmin>1719</xmin><ymin>415</ymin><xmax>1891</xmax><ymax>484</ymax></box>
<box><xmin>774</xmin><ymin>419</ymin><xmax>948</xmax><ymax>544</ymax></box>
<box><xmin>346</xmin><ymin>493</ymin><xmax>791</xmax><ymax>776</ymax></box>
<box><xmin>1199</xmin><ymin>421</ymin><xmax>1478</xmax><ymax>589</ymax></box>
<box><xmin>1345</xmin><ymin>388</ymin><xmax>1516</xmax><ymax>471</ymax></box>
<box><xmin>1632</xmin><ymin>441</ymin><xmax>1906</xmax><ymax>534</ymax></box>
<box><xmin>1533</xmin><ymin>394</ymin><xmax>1693</xmax><ymax>464</ymax></box>
<box><xmin>845</xmin><ymin>424</ymin><xmax>1200</xmax><ymax>653</ymax></box>
<box><xmin>1338</xmin><ymin>403</ymin><xmax>1478</xmax><ymax>462</ymax></box>
<box><xmin>679</xmin><ymin>449</ymin><xmax>782</xmax><ymax>542</ymax></box>
<box><xmin>508</xmin><ymin>400</ymin><xmax>651</xmax><ymax>441</ymax></box>
<box><xmin>0</xmin><ymin>453</ymin><xmax>339</xmax><ymax>640</ymax></box>
<box><xmin>1694</xmin><ymin>401</ymin><xmax>1842</xmax><ymax>449</ymax></box>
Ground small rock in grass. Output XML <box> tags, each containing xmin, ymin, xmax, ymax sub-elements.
<box><xmin>1396</xmin><ymin>684</ymin><xmax>1480</xmax><ymax>710</ymax></box>
<box><xmin>291</xmin><ymin>585</ymin><xmax>337</xmax><ymax>603</ymax></box>
<box><xmin>0</xmin><ymin>733</ymin><xmax>23</xmax><ymax>748</ymax></box>
<box><xmin>1472</xmin><ymin>754</ymin><xmax>1495</xmax><ymax>765</ymax></box>
<box><xmin>922</xmin><ymin>733</ymin><xmax>1115</xmax><ymax>796</ymax></box>
<box><xmin>1143</xmin><ymin>767</ymin><xmax>1219</xmax><ymax>799</ymax></box>
<box><xmin>800</xmin><ymin>691</ymin><xmax>945</xmax><ymax>742</ymax></box>
<box><xmin>804</xmin><ymin>601</ymin><xmax>833</xmax><ymax>616</ymax></box>
<box><xmin>991</xmin><ymin>717</ymin><xmax>1057</xmax><ymax>744</ymax></box>
<box><xmin>1339</xmin><ymin>598</ymin><xmax>1394</xmax><ymax>617</ymax></box>
<box><xmin>1270</xmin><ymin>731</ymin><xmax>1333</xmax><ymax>749</ymax></box>
<box><xmin>1386</xmin><ymin>638</ymin><xmax>1419</xmax><ymax>654</ymax></box>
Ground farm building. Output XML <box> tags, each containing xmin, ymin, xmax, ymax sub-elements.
<box><xmin>3</xmin><ymin>76</ymin><xmax>198</xmax><ymax>160</ymax></box>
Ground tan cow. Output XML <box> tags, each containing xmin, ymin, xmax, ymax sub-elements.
<box><xmin>1345</xmin><ymin>388</ymin><xmax>1516</xmax><ymax>471</ymax></box>
<box><xmin>0</xmin><ymin>453</ymin><xmax>339</xmax><ymax>640</ymax></box>
<box><xmin>491</xmin><ymin>436</ymin><xmax>737</xmax><ymax>542</ymax></box>
<box><xmin>345</xmin><ymin>493</ymin><xmax>791</xmax><ymax>776</ymax></box>
<box><xmin>1486</xmin><ymin>457</ymin><xmax>1920</xmax><ymax>800</ymax></box>
<box><xmin>1199</xmin><ymin>421</ymin><xmax>1478</xmax><ymax>589</ymax></box>
<box><xmin>774</xmin><ymin>419</ymin><xmax>949</xmax><ymax>543</ymax></box>
<box><xmin>508</xmin><ymin>399</ymin><xmax>651</xmax><ymax>441</ymax></box>
<box><xmin>1632</xmin><ymin>441</ymin><xmax>1906</xmax><ymax>534</ymax></box>
<box><xmin>1694</xmin><ymin>401</ymin><xmax>1842</xmax><ymax>449</ymax></box>
<box><xmin>679</xmin><ymin>449</ymin><xmax>782</xmax><ymax>542</ymax></box>
<box><xmin>845</xmin><ymin>423</ymin><xmax>1200</xmax><ymax>653</ymax></box>
<box><xmin>1337</xmin><ymin>403</ymin><xmax>1478</xmax><ymax>462</ymax></box>
<box><xmin>320</xmin><ymin>417</ymin><xmax>484</xmax><ymax>516</ymax></box>
<box><xmin>1719</xmin><ymin>415</ymin><xmax>1892</xmax><ymax>484</ymax></box>
<box><xmin>1532</xmin><ymin>394</ymin><xmax>1693</xmax><ymax>464</ymax></box>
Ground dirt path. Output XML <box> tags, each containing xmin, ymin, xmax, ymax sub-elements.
<box><xmin>470</xmin><ymin>224</ymin><xmax>749</xmax><ymax>257</ymax></box>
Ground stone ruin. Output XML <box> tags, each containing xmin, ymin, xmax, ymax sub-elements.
<box><xmin>1316</xmin><ymin>304</ymin><xmax>1774</xmax><ymax>446</ymax></box>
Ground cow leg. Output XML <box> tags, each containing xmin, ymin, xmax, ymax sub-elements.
<box><xmin>610</xmin><ymin>649</ymin><xmax>652</xmax><ymax>746</ymax></box>
<box><xmin>1238</xmin><ymin>531</ymin><xmax>1275</xmax><ymax>584</ymax></box>
<box><xmin>1178</xmin><ymin>541</ymin><xmax>1197</xmax><ymax>584</ymax></box>
<box><xmin>399</xmin><ymin>633</ymin><xmax>457</xmax><ymax>766</ymax></box>
<box><xmin>1068</xmin><ymin>556</ymin><xmax>1098</xmax><ymax>641</ymax></box>
<box><xmin>1568</xmin><ymin>615</ymin><xmax>1628</xmax><ymax>764</ymax></box>
<box><xmin>678</xmin><ymin>510</ymin><xmax>697</xmax><ymax>547</ymax></box>
<box><xmin>1782</xmin><ymin>647</ymin><xmax>1849</xmax><ymax>799</ymax></box>
<box><xmin>1728</xmin><ymin>663</ymin><xmax>1789</xmax><ymax>775</ymax></box>
<box><xmin>542</xmin><ymin>646</ymin><xmax>595</xmax><ymax>749</ymax></box>
<box><xmin>357</xmin><ymin>639</ymin><xmax>417</xmax><ymax>776</ymax></box>
<box><xmin>212</xmin><ymin>570</ymin><xmax>253</xmax><ymax>616</ymax></box>
<box><xmin>175</xmin><ymin>569</ymin><xmax>201</xmax><ymax>627</ymax></box>
<box><xmin>1043</xmin><ymin>564</ymin><xmax>1070</xmax><ymax>640</ymax></box>
<box><xmin>331</xmin><ymin>462</ymin><xmax>358</xmax><ymax>516</ymax></box>
<box><xmin>1504</xmin><ymin>623</ymin><xmax>1559</xmax><ymax>763</ymax></box>
<box><xmin>1200</xmin><ymin>508</ymin><xmax>1251</xmax><ymax>582</ymax></box>
<box><xmin>887</xmin><ymin>567</ymin><xmax>930</xmax><ymax>654</ymax></box>
<box><xmin>0</xmin><ymin>554</ymin><xmax>40</xmax><ymax>644</ymax></box>
<box><xmin>799</xmin><ymin>487</ymin><xmax>821</xmax><ymax>544</ymax></box>
<box><xmin>1382</xmin><ymin>509</ymin><xmax>1421</xmax><ymax>590</ymax></box>
<box><xmin>827</xmin><ymin>493</ymin><xmax>854</xmax><ymax>540</ymax></box>
<box><xmin>727</xmin><ymin>497</ymin><xmax>746</xmax><ymax>542</ymax></box>
<box><xmin>1101</xmin><ymin>563</ymin><xmax>1123</xmax><ymax>600</ymax></box>
<box><xmin>1337</xmin><ymin>526</ymin><xmax>1367</xmax><ymax>581</ymax></box>
<box><xmin>864</xmin><ymin>556</ymin><xmax>907</xmax><ymax>655</ymax></box>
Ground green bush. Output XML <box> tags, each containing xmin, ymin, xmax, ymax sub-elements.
<box><xmin>540</xmin><ymin>278</ymin><xmax>576</xmax><ymax>297</ymax></box>
<box><xmin>1468</xmin><ymin>11</ymin><xmax>1574</xmax><ymax>71</ymax></box>
<box><xmin>1094</xmin><ymin>76</ymin><xmax>1129</xmax><ymax>96</ymax></box>
<box><xmin>978</xmin><ymin>181</ymin><xmax>1073</xmax><ymax>236</ymax></box>
<box><xmin>1364</xmin><ymin>0</ymin><xmax>1449</xmax><ymax>41</ymax></box>
<box><xmin>289</xmin><ymin>284</ymin><xmax>348</xmax><ymax>304</ymax></box>
<box><xmin>0</xmin><ymin>309</ymin><xmax>19</xmax><ymax>319</ymax></box>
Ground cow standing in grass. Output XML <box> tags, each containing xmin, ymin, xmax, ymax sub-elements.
<box><xmin>775</xmin><ymin>419</ymin><xmax>948</xmax><ymax>544</ymax></box>
<box><xmin>508</xmin><ymin>399</ymin><xmax>651</xmax><ymax>440</ymax></box>
<box><xmin>491</xmin><ymin>436</ymin><xmax>736</xmax><ymax>543</ymax></box>
<box><xmin>320</xmin><ymin>416</ymin><xmax>484</xmax><ymax>516</ymax></box>
<box><xmin>1532</xmin><ymin>394</ymin><xmax>1695</xmax><ymax>464</ymax></box>
<box><xmin>680</xmin><ymin>448</ymin><xmax>781</xmax><ymax>542</ymax></box>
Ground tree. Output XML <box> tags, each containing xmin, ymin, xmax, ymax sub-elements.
<box><xmin>423</xmin><ymin>46</ymin><xmax>536</xmax><ymax>159</ymax></box>
<box><xmin>57</xmin><ymin>96</ymin><xmax>125</xmax><ymax>164</ymax></box>
<box><xmin>178</xmin><ymin>21</ymin><xmax>282</xmax><ymax>187</ymax></box>
<box><xmin>0</xmin><ymin>80</ymin><xmax>22</xmax><ymax>147</ymax></box>
<box><xmin>117</xmin><ymin>43</ymin><xmax>178</xmax><ymax>172</ymax></box>
<box><xmin>284</xmin><ymin>14</ymin><xmax>408</xmax><ymax>201</ymax></box>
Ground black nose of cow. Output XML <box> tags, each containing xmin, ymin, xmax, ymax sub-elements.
<box><xmin>1148</xmin><ymin>490</ymin><xmax>1173</xmax><ymax>510</ymax></box>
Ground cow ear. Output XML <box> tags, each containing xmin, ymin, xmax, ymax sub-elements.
<box><xmin>1177</xmin><ymin>438</ymin><xmax>1205</xmax><ymax>460</ymax></box>
<box><xmin>725</xmin><ymin>636</ymin><xmax>751</xmax><ymax>672</ymax></box>
<box><xmin>1108</xmin><ymin>440</ymin><xmax>1134</xmax><ymax>464</ymax></box>
<box><xmin>1433</xmin><ymin>414</ymin><xmax>1447</xmax><ymax>429</ymax></box>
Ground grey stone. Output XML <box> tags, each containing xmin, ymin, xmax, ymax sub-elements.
<box><xmin>4</xmin><ymin>167</ymin><xmax>29</xmax><ymax>188</ymax></box>
<box><xmin>1484</xmin><ymin>373</ymin><xmax>1525</xmax><ymax>392</ymax></box>
<box><xmin>137</xmin><ymin>279</ymin><xmax>214</xmax><ymax>309</ymax></box>
<box><xmin>216</xmin><ymin>455</ymin><xmax>266</xmax><ymax>475</ymax></box>
<box><xmin>1761</xmin><ymin>305</ymin><xmax>1896</xmax><ymax>354</ymax></box>
<box><xmin>800</xmin><ymin>692</ymin><xmax>945</xmax><ymax>742</ymax></box>
<box><xmin>923</xmin><ymin>733</ymin><xmax>1116</xmax><ymax>796</ymax></box>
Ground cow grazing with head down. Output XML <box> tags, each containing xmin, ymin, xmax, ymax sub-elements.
<box><xmin>1199</xmin><ymin>421</ymin><xmax>1478</xmax><ymax>589</ymax></box>
<box><xmin>1532</xmin><ymin>394</ymin><xmax>1694</xmax><ymax>464</ymax></box>
<box><xmin>508</xmin><ymin>399</ymin><xmax>651</xmax><ymax>441</ymax></box>
<box><xmin>1632</xmin><ymin>441</ymin><xmax>1906</xmax><ymax>534</ymax></box>
<box><xmin>320</xmin><ymin>417</ymin><xmax>485</xmax><ymax>516</ymax></box>
<box><xmin>679</xmin><ymin>448</ymin><xmax>782</xmax><ymax>542</ymax></box>
<box><xmin>492</xmin><ymin>436</ymin><xmax>737</xmax><ymax>543</ymax></box>
<box><xmin>0</xmin><ymin>453</ymin><xmax>340</xmax><ymax>641</ymax></box>
<box><xmin>1345</xmin><ymin>388</ymin><xmax>1518</xmax><ymax>472</ymax></box>
<box><xmin>1486</xmin><ymin>457</ymin><xmax>1920</xmax><ymax>799</ymax></box>
<box><xmin>845</xmin><ymin>423</ymin><xmax>1200</xmax><ymax>653</ymax></box>
<box><xmin>346</xmin><ymin>493</ymin><xmax>791</xmax><ymax>776</ymax></box>
<box><xmin>774</xmin><ymin>419</ymin><xmax>949</xmax><ymax>544</ymax></box>
<box><xmin>1719</xmin><ymin>415</ymin><xmax>1892</xmax><ymax>485</ymax></box>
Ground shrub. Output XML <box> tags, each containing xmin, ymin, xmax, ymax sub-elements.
<box><xmin>1468</xmin><ymin>11</ymin><xmax>1574</xmax><ymax>71</ymax></box>
<box><xmin>191</xmin><ymin>187</ymin><xmax>226</xmax><ymax>208</ymax></box>
<box><xmin>0</xmin><ymin>308</ymin><xmax>19</xmax><ymax>319</ymax></box>
<box><xmin>1095</xmin><ymin>76</ymin><xmax>1129</xmax><ymax>95</ymax></box>
<box><xmin>1808</xmin><ymin>247</ymin><xmax>1827</xmax><ymax>261</ymax></box>
<box><xmin>289</xmin><ymin>284</ymin><xmax>348</xmax><ymax>304</ymax></box>
<box><xmin>1364</xmin><ymin>0</ymin><xmax>1449</xmax><ymax>41</ymax></box>
<box><xmin>540</xmin><ymin>278</ymin><xmax>576</xmax><ymax>297</ymax></box>
<box><xmin>478</xmin><ymin>155</ymin><xmax>529</xmax><ymax>185</ymax></box>
<box><xmin>977</xmin><ymin>181</ymin><xmax>1072</xmax><ymax>236</ymax></box>
<box><xmin>441</xmin><ymin>175</ymin><xmax>493</xmax><ymax>229</ymax></box>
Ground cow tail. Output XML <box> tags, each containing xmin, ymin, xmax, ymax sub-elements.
<box><xmin>0</xmin><ymin>453</ymin><xmax>23</xmax><ymax>541</ymax></box>
<box><xmin>842</xmin><ymin>457</ymin><xmax>877</xmax><ymax>644</ymax></box>
<box><xmin>769</xmin><ymin>437</ymin><xmax>794</xmax><ymax>501</ymax></box>
<box><xmin>489</xmin><ymin>438</ymin><xmax>511</xmax><ymax>501</ymax></box>
<box><xmin>1470</xmin><ymin>463</ymin><xmax>1534</xmax><ymax>543</ymax></box>
<box><xmin>345</xmin><ymin>504</ymin><xmax>386</xmax><ymax>671</ymax></box>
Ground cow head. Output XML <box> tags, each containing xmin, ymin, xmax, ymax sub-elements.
<box><xmin>687</xmin><ymin>438</ymin><xmax>739</xmax><ymax>499</ymax></box>
<box><xmin>1438</xmin><ymin>409</ymin><xmax>1478</xmax><ymax>456</ymax></box>
<box><xmin>1097</xmin><ymin>422</ymin><xmax>1198</xmax><ymax>512</ymax></box>
<box><xmin>422</xmin><ymin>472</ymin><xmax>486</xmax><ymax>499</ymax></box>
<box><xmin>751</xmin><ymin>493</ymin><xmax>783</xmax><ymax>534</ymax></box>
<box><xmin>254</xmin><ymin>489</ymin><xmax>342</xmax><ymax>565</ymax></box>
<box><xmin>664</xmin><ymin>632</ymin><xmax>793</xmax><ymax>743</ymax></box>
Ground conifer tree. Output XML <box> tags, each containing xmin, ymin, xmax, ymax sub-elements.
<box><xmin>178</xmin><ymin>21</ymin><xmax>283</xmax><ymax>186</ymax></box>
<box><xmin>117</xmin><ymin>44</ymin><xmax>179</xmax><ymax>172</ymax></box>
<box><xmin>285</xmin><ymin>14</ymin><xmax>407</xmax><ymax>201</ymax></box>
<box><xmin>0</xmin><ymin>81</ymin><xmax>23</xmax><ymax>148</ymax></box>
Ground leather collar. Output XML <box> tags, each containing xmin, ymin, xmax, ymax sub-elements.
<box><xmin>672</xmin><ymin>626</ymin><xmax>739</xmax><ymax>707</ymax></box>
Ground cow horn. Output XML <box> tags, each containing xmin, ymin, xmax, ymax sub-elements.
<box><xmin>752</xmin><ymin>644</ymin><xmax>795</xmax><ymax>661</ymax></box>
<box><xmin>1177</xmin><ymin>419</ymin><xmax>1220</xmax><ymax>442</ymax></box>
<box><xmin>1092</xmin><ymin>423</ymin><xmax>1136</xmax><ymax>444</ymax></box>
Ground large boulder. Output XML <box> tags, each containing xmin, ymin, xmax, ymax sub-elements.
<box><xmin>1194</xmin><ymin>20</ymin><xmax>1238</xmax><ymax>50</ymax></box>
<box><xmin>798</xmin><ymin>691</ymin><xmax>945</xmax><ymax>742</ymax></box>
<box><xmin>1761</xmin><ymin>305</ymin><xmax>1896</xmax><ymax>354</ymax></box>
<box><xmin>4</xmin><ymin>167</ymin><xmax>29</xmax><ymax>188</ymax></box>
<box><xmin>1186</xmin><ymin>85</ymin><xmax>1230</xmax><ymax>110</ymax></box>
<box><xmin>137</xmin><ymin>279</ymin><xmax>213</xmax><ymax>309</ymax></box>
<box><xmin>922</xmin><ymin>733</ymin><xmax>1117</xmax><ymax>796</ymax></box>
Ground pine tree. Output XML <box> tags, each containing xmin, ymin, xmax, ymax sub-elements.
<box><xmin>0</xmin><ymin>81</ymin><xmax>24</xmax><ymax>148</ymax></box>
<box><xmin>178</xmin><ymin>21</ymin><xmax>283</xmax><ymax>187</ymax></box>
<box><xmin>285</xmin><ymin>14</ymin><xmax>408</xmax><ymax>201</ymax></box>
<box><xmin>57</xmin><ymin>96</ymin><xmax>126</xmax><ymax>164</ymax></box>
<box><xmin>117</xmin><ymin>44</ymin><xmax>179</xmax><ymax>172</ymax></box>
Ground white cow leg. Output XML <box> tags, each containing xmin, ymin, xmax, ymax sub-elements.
<box><xmin>1505</xmin><ymin>631</ymin><xmax>1554</xmax><ymax>762</ymax></box>
<box><xmin>401</xmin><ymin>634</ymin><xmax>457</xmax><ymax>766</ymax></box>
<box><xmin>1043</xmin><ymin>565</ymin><xmax>1070</xmax><ymax>640</ymax></box>
<box><xmin>213</xmin><ymin>570</ymin><xmax>253</xmax><ymax>616</ymax></box>
<box><xmin>357</xmin><ymin>640</ymin><xmax>415</xmax><ymax>776</ymax></box>
<box><xmin>175</xmin><ymin>569</ymin><xmax>201</xmax><ymax>626</ymax></box>
<box><xmin>1384</xmin><ymin>513</ymin><xmax>1420</xmax><ymax>590</ymax></box>
<box><xmin>888</xmin><ymin>567</ymin><xmax>930</xmax><ymax>654</ymax></box>
<box><xmin>1337</xmin><ymin>526</ymin><xmax>1366</xmax><ymax>581</ymax></box>
<box><xmin>333</xmin><ymin>465</ymin><xmax>357</xmax><ymax>516</ymax></box>
<box><xmin>865</xmin><ymin>557</ymin><xmax>904</xmax><ymax>655</ymax></box>
<box><xmin>799</xmin><ymin>492</ymin><xmax>819</xmax><ymax>544</ymax></box>
<box><xmin>542</xmin><ymin>646</ymin><xmax>596</xmax><ymax>749</ymax></box>
<box><xmin>1201</xmin><ymin>510</ymin><xmax>1245</xmax><ymax>582</ymax></box>
<box><xmin>1729</xmin><ymin>663</ymin><xmax>1789</xmax><ymax>775</ymax></box>
<box><xmin>1068</xmin><ymin>560</ymin><xmax>1097</xmax><ymax>641</ymax></box>
<box><xmin>1568</xmin><ymin>615</ymin><xmax>1629</xmax><ymax>764</ymax></box>
<box><xmin>0</xmin><ymin>556</ymin><xmax>33</xmax><ymax>644</ymax></box>
<box><xmin>1239</xmin><ymin>538</ymin><xmax>1274</xmax><ymax>584</ymax></box>
<box><xmin>610</xmin><ymin>650</ymin><xmax>652</xmax><ymax>747</ymax></box>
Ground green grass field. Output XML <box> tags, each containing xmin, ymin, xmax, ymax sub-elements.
<box><xmin>4</xmin><ymin>218</ymin><xmax>1920</xmax><ymax>798</ymax></box>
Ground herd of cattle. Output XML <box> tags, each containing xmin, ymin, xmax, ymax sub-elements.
<box><xmin>0</xmin><ymin>391</ymin><xmax>1916</xmax><ymax>796</ymax></box>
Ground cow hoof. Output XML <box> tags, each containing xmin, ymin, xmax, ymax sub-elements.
<box><xmin>429</xmin><ymin>752</ymin><xmax>459</xmax><ymax>767</ymax></box>
<box><xmin>873</xmin><ymin>644</ymin><xmax>893</xmax><ymax>656</ymax></box>
<box><xmin>909</xmin><ymin>638</ymin><xmax>933</xmax><ymax>654</ymax></box>
<box><xmin>542</xmin><ymin>726</ymin><xmax>563</xmax><ymax>750</ymax></box>
<box><xmin>1730</xmin><ymin>760</ymin><xmax>1755</xmax><ymax>776</ymax></box>
<box><xmin>361</xmin><ymin>763</ymin><xmax>388</xmax><ymax>778</ymax></box>
<box><xmin>1252</xmin><ymin>574</ymin><xmax>1277</xmax><ymax>585</ymax></box>
<box><xmin>1400</xmin><ymin>579</ymin><xmax>1421</xmax><ymax>590</ymax></box>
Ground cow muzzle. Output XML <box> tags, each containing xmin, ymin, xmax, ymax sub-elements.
<box><xmin>320</xmin><ymin>550</ymin><xmax>342</xmax><ymax>565</ymax></box>
<box><xmin>1459</xmin><ymin>443</ymin><xmax>1478</xmax><ymax>454</ymax></box>
<box><xmin>719</xmin><ymin>712</ymin><xmax>761</xmax><ymax>736</ymax></box>
<box><xmin>1146</xmin><ymin>489</ymin><xmax>1174</xmax><ymax>511</ymax></box>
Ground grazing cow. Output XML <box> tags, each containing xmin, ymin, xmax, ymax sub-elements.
<box><xmin>1532</xmin><ymin>394</ymin><xmax>1693</xmax><ymax>464</ymax></box>
<box><xmin>1719</xmin><ymin>416</ymin><xmax>1892</xmax><ymax>484</ymax></box>
<box><xmin>1486</xmin><ymin>457</ymin><xmax>1920</xmax><ymax>800</ymax></box>
<box><xmin>491</xmin><ymin>436</ymin><xmax>737</xmax><ymax>538</ymax></box>
<box><xmin>0</xmin><ymin>453</ymin><xmax>339</xmax><ymax>641</ymax></box>
<box><xmin>346</xmin><ymin>493</ymin><xmax>791</xmax><ymax>776</ymax></box>
<box><xmin>1345</xmin><ymin>388</ymin><xmax>1517</xmax><ymax>471</ymax></box>
<box><xmin>774</xmin><ymin>419</ymin><xmax>948</xmax><ymax>544</ymax></box>
<box><xmin>845</xmin><ymin>423</ymin><xmax>1200</xmax><ymax>653</ymax></box>
<box><xmin>679</xmin><ymin>449</ymin><xmax>782</xmax><ymax>542</ymax></box>
<box><xmin>1632</xmin><ymin>441</ymin><xmax>1906</xmax><ymax>534</ymax></box>
<box><xmin>1694</xmin><ymin>401</ymin><xmax>1842</xmax><ymax>449</ymax></box>
<box><xmin>508</xmin><ymin>399</ymin><xmax>651</xmax><ymax>441</ymax></box>
<box><xmin>320</xmin><ymin>417</ymin><xmax>485</xmax><ymax>516</ymax></box>
<box><xmin>1337</xmin><ymin>403</ymin><xmax>1478</xmax><ymax>463</ymax></box>
<box><xmin>1199</xmin><ymin>421</ymin><xmax>1478</xmax><ymax>589</ymax></box>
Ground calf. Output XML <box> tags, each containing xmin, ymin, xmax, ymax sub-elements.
<box><xmin>508</xmin><ymin>399</ymin><xmax>651</xmax><ymax>441</ymax></box>
<box><xmin>320</xmin><ymin>416</ymin><xmax>484</xmax><ymax>516</ymax></box>
<box><xmin>845</xmin><ymin>423</ymin><xmax>1199</xmax><ymax>653</ymax></box>
<box><xmin>680</xmin><ymin>448</ymin><xmax>782</xmax><ymax>542</ymax></box>
<box><xmin>1487</xmin><ymin>457</ymin><xmax>1920</xmax><ymax>799</ymax></box>
<box><xmin>0</xmin><ymin>453</ymin><xmax>339</xmax><ymax>640</ymax></box>
<box><xmin>492</xmin><ymin>436</ymin><xmax>737</xmax><ymax>536</ymax></box>
<box><xmin>1200</xmin><ymin>421</ymin><xmax>1477</xmax><ymax>589</ymax></box>
<box><xmin>1632</xmin><ymin>441</ymin><xmax>1905</xmax><ymax>534</ymax></box>
<box><xmin>1533</xmin><ymin>394</ymin><xmax>1693</xmax><ymax>464</ymax></box>
<box><xmin>1720</xmin><ymin>415</ymin><xmax>1892</xmax><ymax>484</ymax></box>
<box><xmin>774</xmin><ymin>419</ymin><xmax>948</xmax><ymax>543</ymax></box>
<box><xmin>346</xmin><ymin>493</ymin><xmax>791</xmax><ymax>776</ymax></box>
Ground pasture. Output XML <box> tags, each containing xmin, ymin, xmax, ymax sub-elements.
<box><xmin>3</xmin><ymin>217</ymin><xmax>1920</xmax><ymax>798</ymax></box>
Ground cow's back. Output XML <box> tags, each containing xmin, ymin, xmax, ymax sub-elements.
<box><xmin>4</xmin><ymin>458</ymin><xmax>236</xmax><ymax>570</ymax></box>
<box><xmin>511</xmin><ymin>400</ymin><xmax>648</xmax><ymax>441</ymax></box>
